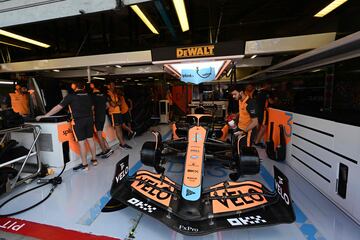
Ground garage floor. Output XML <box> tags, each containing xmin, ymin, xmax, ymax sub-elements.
<box><xmin>0</xmin><ymin>125</ymin><xmax>359</xmax><ymax>240</ymax></box>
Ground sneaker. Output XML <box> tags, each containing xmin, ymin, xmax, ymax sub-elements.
<box><xmin>73</xmin><ymin>164</ymin><xmax>89</xmax><ymax>171</ymax></box>
<box><xmin>131</xmin><ymin>131</ymin><xmax>137</xmax><ymax>139</ymax></box>
<box><xmin>254</xmin><ymin>143</ymin><xmax>266</xmax><ymax>149</ymax></box>
<box><xmin>96</xmin><ymin>151</ymin><xmax>105</xmax><ymax>157</ymax></box>
<box><xmin>101</xmin><ymin>149</ymin><xmax>114</xmax><ymax>159</ymax></box>
<box><xmin>91</xmin><ymin>159</ymin><xmax>98</xmax><ymax>166</ymax></box>
<box><xmin>120</xmin><ymin>143</ymin><xmax>132</xmax><ymax>149</ymax></box>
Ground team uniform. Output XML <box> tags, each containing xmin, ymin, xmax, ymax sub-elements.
<box><xmin>238</xmin><ymin>95</ymin><xmax>258</xmax><ymax>147</ymax></box>
<box><xmin>59</xmin><ymin>90</ymin><xmax>93</xmax><ymax>141</ymax></box>
<box><xmin>119</xmin><ymin>95</ymin><xmax>131</xmax><ymax>124</ymax></box>
<box><xmin>107</xmin><ymin>90</ymin><xmax>122</xmax><ymax>126</ymax></box>
<box><xmin>256</xmin><ymin>90</ymin><xmax>271</xmax><ymax>126</ymax></box>
<box><xmin>9</xmin><ymin>91</ymin><xmax>30</xmax><ymax>116</ymax></box>
<box><xmin>92</xmin><ymin>90</ymin><xmax>114</xmax><ymax>158</ymax></box>
<box><xmin>91</xmin><ymin>91</ymin><xmax>107</xmax><ymax>131</ymax></box>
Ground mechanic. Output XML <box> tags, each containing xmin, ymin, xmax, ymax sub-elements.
<box><xmin>166</xmin><ymin>89</ymin><xmax>174</xmax><ymax>121</ymax></box>
<box><xmin>90</xmin><ymin>82</ymin><xmax>114</xmax><ymax>158</ymax></box>
<box><xmin>107</xmin><ymin>82</ymin><xmax>132</xmax><ymax>149</ymax></box>
<box><xmin>232</xmin><ymin>85</ymin><xmax>258</xmax><ymax>146</ymax></box>
<box><xmin>118</xmin><ymin>89</ymin><xmax>136</xmax><ymax>139</ymax></box>
<box><xmin>254</xmin><ymin>83</ymin><xmax>275</xmax><ymax>148</ymax></box>
<box><xmin>36</xmin><ymin>82</ymin><xmax>97</xmax><ymax>171</ymax></box>
<box><xmin>219</xmin><ymin>85</ymin><xmax>258</xmax><ymax>147</ymax></box>
<box><xmin>9</xmin><ymin>84</ymin><xmax>34</xmax><ymax>117</ymax></box>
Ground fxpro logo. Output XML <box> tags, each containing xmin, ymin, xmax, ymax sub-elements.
<box><xmin>179</xmin><ymin>225</ymin><xmax>199</xmax><ymax>232</ymax></box>
<box><xmin>227</xmin><ymin>215</ymin><xmax>267</xmax><ymax>226</ymax></box>
<box><xmin>275</xmin><ymin>176</ymin><xmax>290</xmax><ymax>205</ymax></box>
<box><xmin>127</xmin><ymin>198</ymin><xmax>156</xmax><ymax>213</ymax></box>
<box><xmin>115</xmin><ymin>163</ymin><xmax>129</xmax><ymax>184</ymax></box>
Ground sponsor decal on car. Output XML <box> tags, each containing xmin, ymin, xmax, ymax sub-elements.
<box><xmin>178</xmin><ymin>225</ymin><xmax>199</xmax><ymax>232</ymax></box>
<box><xmin>275</xmin><ymin>176</ymin><xmax>290</xmax><ymax>205</ymax></box>
<box><xmin>210</xmin><ymin>181</ymin><xmax>268</xmax><ymax>214</ymax></box>
<box><xmin>227</xmin><ymin>215</ymin><xmax>267</xmax><ymax>226</ymax></box>
<box><xmin>127</xmin><ymin>198</ymin><xmax>157</xmax><ymax>213</ymax></box>
<box><xmin>131</xmin><ymin>171</ymin><xmax>175</xmax><ymax>207</ymax></box>
<box><xmin>115</xmin><ymin>163</ymin><xmax>129</xmax><ymax>184</ymax></box>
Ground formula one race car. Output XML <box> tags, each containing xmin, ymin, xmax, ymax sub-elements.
<box><xmin>110</xmin><ymin>118</ymin><xmax>295</xmax><ymax>235</ymax></box>
<box><xmin>172</xmin><ymin>113</ymin><xmax>227</xmax><ymax>140</ymax></box>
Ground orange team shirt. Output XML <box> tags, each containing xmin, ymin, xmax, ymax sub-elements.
<box><xmin>120</xmin><ymin>96</ymin><xmax>129</xmax><ymax>114</ymax></box>
<box><xmin>107</xmin><ymin>90</ymin><xmax>121</xmax><ymax>114</ymax></box>
<box><xmin>9</xmin><ymin>92</ymin><xmax>30</xmax><ymax>116</ymax></box>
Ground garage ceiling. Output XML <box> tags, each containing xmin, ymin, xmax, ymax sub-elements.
<box><xmin>0</xmin><ymin>0</ymin><xmax>359</xmax><ymax>63</ymax></box>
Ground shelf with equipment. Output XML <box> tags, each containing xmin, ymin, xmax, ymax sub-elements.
<box><xmin>0</xmin><ymin>124</ymin><xmax>42</xmax><ymax>192</ymax></box>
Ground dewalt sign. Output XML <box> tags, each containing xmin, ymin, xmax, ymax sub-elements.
<box><xmin>176</xmin><ymin>45</ymin><xmax>215</xmax><ymax>58</ymax></box>
<box><xmin>151</xmin><ymin>41</ymin><xmax>244</xmax><ymax>62</ymax></box>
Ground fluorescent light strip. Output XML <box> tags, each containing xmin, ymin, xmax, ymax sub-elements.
<box><xmin>172</xmin><ymin>0</ymin><xmax>189</xmax><ymax>32</ymax></box>
<box><xmin>131</xmin><ymin>5</ymin><xmax>159</xmax><ymax>34</ymax></box>
<box><xmin>215</xmin><ymin>60</ymin><xmax>231</xmax><ymax>80</ymax></box>
<box><xmin>0</xmin><ymin>81</ymin><xmax>15</xmax><ymax>85</ymax></box>
<box><xmin>93</xmin><ymin>77</ymin><xmax>105</xmax><ymax>80</ymax></box>
<box><xmin>314</xmin><ymin>0</ymin><xmax>348</xmax><ymax>17</ymax></box>
<box><xmin>164</xmin><ymin>64</ymin><xmax>181</xmax><ymax>78</ymax></box>
<box><xmin>0</xmin><ymin>40</ymin><xmax>31</xmax><ymax>50</ymax></box>
<box><xmin>0</xmin><ymin>29</ymin><xmax>50</xmax><ymax>48</ymax></box>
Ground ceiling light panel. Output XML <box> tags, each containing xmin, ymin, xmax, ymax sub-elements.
<box><xmin>131</xmin><ymin>5</ymin><xmax>159</xmax><ymax>34</ymax></box>
<box><xmin>314</xmin><ymin>0</ymin><xmax>348</xmax><ymax>17</ymax></box>
<box><xmin>172</xmin><ymin>0</ymin><xmax>189</xmax><ymax>32</ymax></box>
<box><xmin>0</xmin><ymin>29</ymin><xmax>50</xmax><ymax>48</ymax></box>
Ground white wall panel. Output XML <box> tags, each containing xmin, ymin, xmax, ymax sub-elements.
<box><xmin>292</xmin><ymin>123</ymin><xmax>334</xmax><ymax>150</ymax></box>
<box><xmin>290</xmin><ymin>141</ymin><xmax>332</xmax><ymax>181</ymax></box>
<box><xmin>280</xmin><ymin>110</ymin><xmax>360</xmax><ymax>225</ymax></box>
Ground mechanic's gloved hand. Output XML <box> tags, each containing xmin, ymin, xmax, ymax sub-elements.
<box><xmin>233</xmin><ymin>130</ymin><xmax>244</xmax><ymax>137</ymax></box>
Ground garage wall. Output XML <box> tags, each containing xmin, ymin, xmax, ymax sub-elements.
<box><xmin>268</xmin><ymin>108</ymin><xmax>360</xmax><ymax>225</ymax></box>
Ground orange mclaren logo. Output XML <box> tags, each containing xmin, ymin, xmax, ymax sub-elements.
<box><xmin>210</xmin><ymin>181</ymin><xmax>268</xmax><ymax>214</ymax></box>
<box><xmin>176</xmin><ymin>45</ymin><xmax>215</xmax><ymax>58</ymax></box>
<box><xmin>131</xmin><ymin>171</ymin><xmax>175</xmax><ymax>207</ymax></box>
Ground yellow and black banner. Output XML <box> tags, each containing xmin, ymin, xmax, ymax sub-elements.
<box><xmin>152</xmin><ymin>41</ymin><xmax>244</xmax><ymax>62</ymax></box>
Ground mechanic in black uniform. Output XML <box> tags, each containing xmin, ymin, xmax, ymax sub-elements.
<box><xmin>254</xmin><ymin>83</ymin><xmax>275</xmax><ymax>147</ymax></box>
<box><xmin>90</xmin><ymin>82</ymin><xmax>114</xmax><ymax>158</ymax></box>
<box><xmin>36</xmin><ymin>82</ymin><xmax>97</xmax><ymax>171</ymax></box>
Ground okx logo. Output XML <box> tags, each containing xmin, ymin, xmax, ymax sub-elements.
<box><xmin>127</xmin><ymin>198</ymin><xmax>156</xmax><ymax>213</ymax></box>
<box><xmin>227</xmin><ymin>215</ymin><xmax>267</xmax><ymax>226</ymax></box>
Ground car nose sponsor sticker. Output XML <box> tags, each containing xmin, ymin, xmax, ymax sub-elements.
<box><xmin>210</xmin><ymin>181</ymin><xmax>268</xmax><ymax>214</ymax></box>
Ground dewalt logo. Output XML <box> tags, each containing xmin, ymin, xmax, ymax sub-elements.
<box><xmin>176</xmin><ymin>45</ymin><xmax>215</xmax><ymax>58</ymax></box>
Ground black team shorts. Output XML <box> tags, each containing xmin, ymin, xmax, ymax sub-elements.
<box><xmin>94</xmin><ymin>115</ymin><xmax>105</xmax><ymax>132</ymax></box>
<box><xmin>121</xmin><ymin>111</ymin><xmax>131</xmax><ymax>124</ymax></box>
<box><xmin>72</xmin><ymin>117</ymin><xmax>93</xmax><ymax>141</ymax></box>
<box><xmin>110</xmin><ymin>113</ymin><xmax>123</xmax><ymax>126</ymax></box>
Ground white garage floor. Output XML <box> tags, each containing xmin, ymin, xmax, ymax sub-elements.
<box><xmin>0</xmin><ymin>124</ymin><xmax>359</xmax><ymax>240</ymax></box>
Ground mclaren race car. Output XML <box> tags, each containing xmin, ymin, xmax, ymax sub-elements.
<box><xmin>110</xmin><ymin>117</ymin><xmax>295</xmax><ymax>236</ymax></box>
